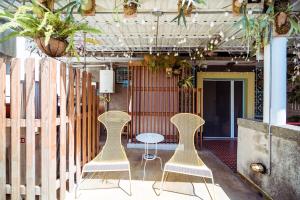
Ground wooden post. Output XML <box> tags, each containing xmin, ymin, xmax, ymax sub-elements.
<box><xmin>82</xmin><ymin>72</ymin><xmax>87</xmax><ymax>165</ymax></box>
<box><xmin>75</xmin><ymin>69</ymin><xmax>81</xmax><ymax>182</ymax></box>
<box><xmin>0</xmin><ymin>59</ymin><xmax>6</xmax><ymax>200</ymax></box>
<box><xmin>92</xmin><ymin>86</ymin><xmax>96</xmax><ymax>158</ymax></box>
<box><xmin>25</xmin><ymin>58</ymin><xmax>36</xmax><ymax>200</ymax></box>
<box><xmin>68</xmin><ymin>68</ymin><xmax>75</xmax><ymax>190</ymax></box>
<box><xmin>59</xmin><ymin>63</ymin><xmax>67</xmax><ymax>200</ymax></box>
<box><xmin>10</xmin><ymin>58</ymin><xmax>21</xmax><ymax>200</ymax></box>
<box><xmin>41</xmin><ymin>58</ymin><xmax>57</xmax><ymax>200</ymax></box>
<box><xmin>95</xmin><ymin>83</ymin><xmax>100</xmax><ymax>154</ymax></box>
<box><xmin>87</xmin><ymin>74</ymin><xmax>92</xmax><ymax>161</ymax></box>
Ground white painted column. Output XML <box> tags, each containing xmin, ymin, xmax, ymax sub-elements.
<box><xmin>263</xmin><ymin>37</ymin><xmax>287</xmax><ymax>125</ymax></box>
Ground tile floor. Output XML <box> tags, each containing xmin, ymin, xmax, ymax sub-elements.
<box><xmin>203</xmin><ymin>139</ymin><xmax>237</xmax><ymax>172</ymax></box>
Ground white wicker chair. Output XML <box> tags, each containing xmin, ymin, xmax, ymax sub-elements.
<box><xmin>76</xmin><ymin>111</ymin><xmax>132</xmax><ymax>197</ymax></box>
<box><xmin>159</xmin><ymin>113</ymin><xmax>215</xmax><ymax>200</ymax></box>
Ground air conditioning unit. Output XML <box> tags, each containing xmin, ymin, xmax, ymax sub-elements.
<box><xmin>99</xmin><ymin>69</ymin><xmax>115</xmax><ymax>93</ymax></box>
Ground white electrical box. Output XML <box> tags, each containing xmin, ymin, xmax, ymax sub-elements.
<box><xmin>99</xmin><ymin>69</ymin><xmax>115</xmax><ymax>93</ymax></box>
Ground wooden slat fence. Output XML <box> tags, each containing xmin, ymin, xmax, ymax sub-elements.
<box><xmin>0</xmin><ymin>58</ymin><xmax>100</xmax><ymax>200</ymax></box>
<box><xmin>128</xmin><ymin>62</ymin><xmax>202</xmax><ymax>147</ymax></box>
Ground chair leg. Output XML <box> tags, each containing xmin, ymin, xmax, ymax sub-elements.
<box><xmin>75</xmin><ymin>171</ymin><xmax>85</xmax><ymax>199</ymax></box>
<box><xmin>211</xmin><ymin>176</ymin><xmax>216</xmax><ymax>200</ymax></box>
<box><xmin>128</xmin><ymin>168</ymin><xmax>132</xmax><ymax>196</ymax></box>
<box><xmin>159</xmin><ymin>170</ymin><xmax>168</xmax><ymax>196</ymax></box>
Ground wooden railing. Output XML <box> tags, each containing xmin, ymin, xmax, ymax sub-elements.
<box><xmin>0</xmin><ymin>58</ymin><xmax>100</xmax><ymax>200</ymax></box>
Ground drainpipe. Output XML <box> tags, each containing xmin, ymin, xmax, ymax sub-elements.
<box><xmin>267</xmin><ymin>31</ymin><xmax>273</xmax><ymax>176</ymax></box>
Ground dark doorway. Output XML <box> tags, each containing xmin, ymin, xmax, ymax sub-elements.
<box><xmin>203</xmin><ymin>80</ymin><xmax>244</xmax><ymax>138</ymax></box>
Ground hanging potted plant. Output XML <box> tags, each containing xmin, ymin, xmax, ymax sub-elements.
<box><xmin>123</xmin><ymin>0</ymin><xmax>140</xmax><ymax>17</ymax></box>
<box><xmin>178</xmin><ymin>0</ymin><xmax>194</xmax><ymax>17</ymax></box>
<box><xmin>162</xmin><ymin>54</ymin><xmax>176</xmax><ymax>77</ymax></box>
<box><xmin>273</xmin><ymin>3</ymin><xmax>300</xmax><ymax>36</ymax></box>
<box><xmin>0</xmin><ymin>0</ymin><xmax>101</xmax><ymax>57</ymax></box>
<box><xmin>172</xmin><ymin>0</ymin><xmax>205</xmax><ymax>26</ymax></box>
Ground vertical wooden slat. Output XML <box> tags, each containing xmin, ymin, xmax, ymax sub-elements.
<box><xmin>0</xmin><ymin>59</ymin><xmax>6</xmax><ymax>200</ymax></box>
<box><xmin>68</xmin><ymin>68</ymin><xmax>75</xmax><ymax>190</ymax></box>
<box><xmin>132</xmin><ymin>67</ymin><xmax>135</xmax><ymax>141</ymax></box>
<box><xmin>75</xmin><ymin>69</ymin><xmax>81</xmax><ymax>182</ymax></box>
<box><xmin>25</xmin><ymin>58</ymin><xmax>36</xmax><ymax>200</ymax></box>
<box><xmin>41</xmin><ymin>58</ymin><xmax>57</xmax><ymax>200</ymax></box>
<box><xmin>92</xmin><ymin>86</ymin><xmax>96</xmax><ymax>158</ymax></box>
<box><xmin>142</xmin><ymin>66</ymin><xmax>145</xmax><ymax>133</ymax></box>
<box><xmin>87</xmin><ymin>73</ymin><xmax>92</xmax><ymax>161</ymax></box>
<box><xmin>127</xmin><ymin>66</ymin><xmax>130</xmax><ymax>141</ymax></box>
<box><xmin>82</xmin><ymin>72</ymin><xmax>87</xmax><ymax>165</ymax></box>
<box><xmin>59</xmin><ymin>63</ymin><xmax>67</xmax><ymax>200</ymax></box>
<box><xmin>95</xmin><ymin>82</ymin><xmax>100</xmax><ymax>153</ymax></box>
<box><xmin>130</xmin><ymin>66</ymin><xmax>133</xmax><ymax>141</ymax></box>
<box><xmin>10</xmin><ymin>58</ymin><xmax>21</xmax><ymax>200</ymax></box>
<box><xmin>138</xmin><ymin>67</ymin><xmax>141</xmax><ymax>135</ymax></box>
<box><xmin>149</xmin><ymin>68</ymin><xmax>152</xmax><ymax>134</ymax></box>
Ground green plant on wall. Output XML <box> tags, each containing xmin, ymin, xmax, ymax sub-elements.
<box><xmin>0</xmin><ymin>0</ymin><xmax>101</xmax><ymax>57</ymax></box>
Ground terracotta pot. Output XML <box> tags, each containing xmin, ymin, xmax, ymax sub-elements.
<box><xmin>178</xmin><ymin>0</ymin><xmax>193</xmax><ymax>17</ymax></box>
<box><xmin>123</xmin><ymin>2</ymin><xmax>138</xmax><ymax>16</ymax></box>
<box><xmin>35</xmin><ymin>37</ymin><xmax>68</xmax><ymax>57</ymax></box>
<box><xmin>144</xmin><ymin>54</ymin><xmax>151</xmax><ymax>62</ymax></box>
<box><xmin>275</xmin><ymin>12</ymin><xmax>291</xmax><ymax>35</ymax></box>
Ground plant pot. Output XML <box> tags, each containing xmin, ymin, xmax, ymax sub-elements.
<box><xmin>144</xmin><ymin>54</ymin><xmax>152</xmax><ymax>63</ymax></box>
<box><xmin>35</xmin><ymin>37</ymin><xmax>68</xmax><ymax>57</ymax></box>
<box><xmin>165</xmin><ymin>67</ymin><xmax>173</xmax><ymax>78</ymax></box>
<box><xmin>275</xmin><ymin>12</ymin><xmax>291</xmax><ymax>35</ymax></box>
<box><xmin>178</xmin><ymin>0</ymin><xmax>193</xmax><ymax>17</ymax></box>
<box><xmin>124</xmin><ymin>2</ymin><xmax>138</xmax><ymax>16</ymax></box>
<box><xmin>232</xmin><ymin>0</ymin><xmax>242</xmax><ymax>16</ymax></box>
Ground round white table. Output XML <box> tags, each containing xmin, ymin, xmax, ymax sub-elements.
<box><xmin>136</xmin><ymin>133</ymin><xmax>164</xmax><ymax>180</ymax></box>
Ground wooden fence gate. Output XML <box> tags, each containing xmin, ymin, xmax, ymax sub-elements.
<box><xmin>127</xmin><ymin>62</ymin><xmax>202</xmax><ymax>146</ymax></box>
<box><xmin>0</xmin><ymin>58</ymin><xmax>100</xmax><ymax>200</ymax></box>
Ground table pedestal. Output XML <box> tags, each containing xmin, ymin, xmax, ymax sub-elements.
<box><xmin>141</xmin><ymin>142</ymin><xmax>163</xmax><ymax>180</ymax></box>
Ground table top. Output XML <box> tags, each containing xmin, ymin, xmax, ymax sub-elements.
<box><xmin>136</xmin><ymin>133</ymin><xmax>164</xmax><ymax>144</ymax></box>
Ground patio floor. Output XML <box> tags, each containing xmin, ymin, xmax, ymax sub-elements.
<box><xmin>203</xmin><ymin>139</ymin><xmax>237</xmax><ymax>172</ymax></box>
<box><xmin>68</xmin><ymin>147</ymin><xmax>263</xmax><ymax>200</ymax></box>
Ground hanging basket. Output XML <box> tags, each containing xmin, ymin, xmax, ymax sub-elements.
<box><xmin>123</xmin><ymin>2</ymin><xmax>138</xmax><ymax>16</ymax></box>
<box><xmin>178</xmin><ymin>0</ymin><xmax>193</xmax><ymax>17</ymax></box>
<box><xmin>34</xmin><ymin>37</ymin><xmax>68</xmax><ymax>57</ymax></box>
<box><xmin>165</xmin><ymin>67</ymin><xmax>173</xmax><ymax>78</ymax></box>
<box><xmin>275</xmin><ymin>12</ymin><xmax>291</xmax><ymax>35</ymax></box>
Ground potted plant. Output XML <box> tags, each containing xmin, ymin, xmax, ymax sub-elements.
<box><xmin>0</xmin><ymin>0</ymin><xmax>101</xmax><ymax>57</ymax></box>
<box><xmin>178</xmin><ymin>75</ymin><xmax>194</xmax><ymax>88</ymax></box>
<box><xmin>274</xmin><ymin>3</ymin><xmax>300</xmax><ymax>36</ymax></box>
<box><xmin>178</xmin><ymin>0</ymin><xmax>194</xmax><ymax>17</ymax></box>
<box><xmin>172</xmin><ymin>0</ymin><xmax>205</xmax><ymax>26</ymax></box>
<box><xmin>123</xmin><ymin>0</ymin><xmax>140</xmax><ymax>17</ymax></box>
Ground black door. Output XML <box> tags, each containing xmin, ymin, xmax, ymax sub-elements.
<box><xmin>203</xmin><ymin>80</ymin><xmax>244</xmax><ymax>138</ymax></box>
<box><xmin>203</xmin><ymin>81</ymin><xmax>231</xmax><ymax>137</ymax></box>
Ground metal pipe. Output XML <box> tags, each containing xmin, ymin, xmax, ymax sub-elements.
<box><xmin>267</xmin><ymin>23</ymin><xmax>273</xmax><ymax>176</ymax></box>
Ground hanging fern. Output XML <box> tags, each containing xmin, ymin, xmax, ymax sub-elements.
<box><xmin>0</xmin><ymin>0</ymin><xmax>102</xmax><ymax>56</ymax></box>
